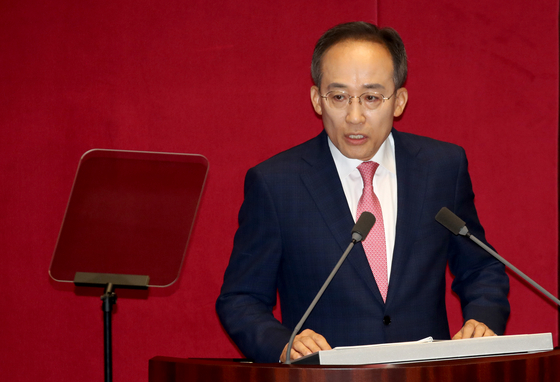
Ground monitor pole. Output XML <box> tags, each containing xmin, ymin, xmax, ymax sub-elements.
<box><xmin>101</xmin><ymin>283</ymin><xmax>117</xmax><ymax>382</ymax></box>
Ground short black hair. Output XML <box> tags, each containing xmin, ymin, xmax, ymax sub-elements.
<box><xmin>311</xmin><ymin>21</ymin><xmax>407</xmax><ymax>90</ymax></box>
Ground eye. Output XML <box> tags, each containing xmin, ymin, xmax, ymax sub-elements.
<box><xmin>363</xmin><ymin>93</ymin><xmax>382</xmax><ymax>103</ymax></box>
<box><xmin>330</xmin><ymin>92</ymin><xmax>348</xmax><ymax>102</ymax></box>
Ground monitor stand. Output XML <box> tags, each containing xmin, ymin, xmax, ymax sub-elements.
<box><xmin>74</xmin><ymin>272</ymin><xmax>150</xmax><ymax>382</ymax></box>
<box><xmin>50</xmin><ymin>149</ymin><xmax>209</xmax><ymax>382</ymax></box>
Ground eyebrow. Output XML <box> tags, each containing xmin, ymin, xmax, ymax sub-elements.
<box><xmin>327</xmin><ymin>82</ymin><xmax>349</xmax><ymax>90</ymax></box>
<box><xmin>326</xmin><ymin>82</ymin><xmax>386</xmax><ymax>91</ymax></box>
<box><xmin>363</xmin><ymin>83</ymin><xmax>386</xmax><ymax>90</ymax></box>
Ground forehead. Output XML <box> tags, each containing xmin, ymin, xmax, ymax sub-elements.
<box><xmin>320</xmin><ymin>40</ymin><xmax>394</xmax><ymax>90</ymax></box>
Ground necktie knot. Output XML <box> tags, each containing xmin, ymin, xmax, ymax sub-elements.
<box><xmin>357</xmin><ymin>161</ymin><xmax>379</xmax><ymax>185</ymax></box>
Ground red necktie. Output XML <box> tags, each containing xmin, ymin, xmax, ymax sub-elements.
<box><xmin>357</xmin><ymin>161</ymin><xmax>388</xmax><ymax>302</ymax></box>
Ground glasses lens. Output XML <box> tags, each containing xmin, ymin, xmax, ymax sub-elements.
<box><xmin>360</xmin><ymin>93</ymin><xmax>383</xmax><ymax>110</ymax></box>
<box><xmin>325</xmin><ymin>91</ymin><xmax>384</xmax><ymax>110</ymax></box>
<box><xmin>327</xmin><ymin>91</ymin><xmax>349</xmax><ymax>109</ymax></box>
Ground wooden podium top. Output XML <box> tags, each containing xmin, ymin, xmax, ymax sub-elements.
<box><xmin>149</xmin><ymin>349</ymin><xmax>560</xmax><ymax>382</ymax></box>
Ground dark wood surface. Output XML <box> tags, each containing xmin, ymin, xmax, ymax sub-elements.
<box><xmin>149</xmin><ymin>349</ymin><xmax>560</xmax><ymax>382</ymax></box>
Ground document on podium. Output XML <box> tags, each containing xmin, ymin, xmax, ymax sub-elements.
<box><xmin>291</xmin><ymin>333</ymin><xmax>553</xmax><ymax>365</ymax></box>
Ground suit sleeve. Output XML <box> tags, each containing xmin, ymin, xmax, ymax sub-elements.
<box><xmin>216</xmin><ymin>166</ymin><xmax>292</xmax><ymax>363</ymax></box>
<box><xmin>447</xmin><ymin>147</ymin><xmax>510</xmax><ymax>334</ymax></box>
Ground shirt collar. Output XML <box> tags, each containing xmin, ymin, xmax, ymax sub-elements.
<box><xmin>328</xmin><ymin>132</ymin><xmax>396</xmax><ymax>179</ymax></box>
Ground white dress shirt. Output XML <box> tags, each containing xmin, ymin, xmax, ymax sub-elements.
<box><xmin>328</xmin><ymin>134</ymin><xmax>398</xmax><ymax>282</ymax></box>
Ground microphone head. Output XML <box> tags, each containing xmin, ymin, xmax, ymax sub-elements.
<box><xmin>435</xmin><ymin>207</ymin><xmax>468</xmax><ymax>236</ymax></box>
<box><xmin>352</xmin><ymin>211</ymin><xmax>376</xmax><ymax>242</ymax></box>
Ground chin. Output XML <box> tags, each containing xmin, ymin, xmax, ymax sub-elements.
<box><xmin>346</xmin><ymin>154</ymin><xmax>369</xmax><ymax>161</ymax></box>
<box><xmin>347</xmin><ymin>150</ymin><xmax>370</xmax><ymax>160</ymax></box>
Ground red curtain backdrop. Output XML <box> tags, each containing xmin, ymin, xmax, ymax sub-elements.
<box><xmin>378</xmin><ymin>0</ymin><xmax>559</xmax><ymax>341</ymax></box>
<box><xmin>0</xmin><ymin>1</ymin><xmax>557</xmax><ymax>381</ymax></box>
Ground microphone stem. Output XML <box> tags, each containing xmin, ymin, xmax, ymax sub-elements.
<box><xmin>285</xmin><ymin>240</ymin><xmax>356</xmax><ymax>364</ymax></box>
<box><xmin>468</xmin><ymin>235</ymin><xmax>560</xmax><ymax>306</ymax></box>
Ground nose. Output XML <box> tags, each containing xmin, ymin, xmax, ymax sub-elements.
<box><xmin>345</xmin><ymin>99</ymin><xmax>366</xmax><ymax>124</ymax></box>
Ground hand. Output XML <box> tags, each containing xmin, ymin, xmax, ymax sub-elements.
<box><xmin>280</xmin><ymin>329</ymin><xmax>332</xmax><ymax>362</ymax></box>
<box><xmin>452</xmin><ymin>319</ymin><xmax>496</xmax><ymax>339</ymax></box>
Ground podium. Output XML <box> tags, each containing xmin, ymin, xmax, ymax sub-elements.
<box><xmin>149</xmin><ymin>350</ymin><xmax>560</xmax><ymax>382</ymax></box>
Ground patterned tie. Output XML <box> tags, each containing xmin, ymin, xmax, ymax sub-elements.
<box><xmin>357</xmin><ymin>161</ymin><xmax>388</xmax><ymax>302</ymax></box>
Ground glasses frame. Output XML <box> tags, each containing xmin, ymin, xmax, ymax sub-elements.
<box><xmin>320</xmin><ymin>90</ymin><xmax>396</xmax><ymax>110</ymax></box>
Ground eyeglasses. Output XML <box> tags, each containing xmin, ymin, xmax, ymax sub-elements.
<box><xmin>320</xmin><ymin>90</ymin><xmax>396</xmax><ymax>110</ymax></box>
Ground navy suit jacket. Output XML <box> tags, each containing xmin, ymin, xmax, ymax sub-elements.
<box><xmin>216</xmin><ymin>129</ymin><xmax>510</xmax><ymax>363</ymax></box>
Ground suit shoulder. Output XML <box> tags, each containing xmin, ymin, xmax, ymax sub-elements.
<box><xmin>250</xmin><ymin>132</ymin><xmax>326</xmax><ymax>174</ymax></box>
<box><xmin>395</xmin><ymin>130</ymin><xmax>466</xmax><ymax>158</ymax></box>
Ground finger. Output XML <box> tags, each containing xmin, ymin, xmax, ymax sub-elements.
<box><xmin>305</xmin><ymin>331</ymin><xmax>332</xmax><ymax>351</ymax></box>
<box><xmin>482</xmin><ymin>326</ymin><xmax>497</xmax><ymax>337</ymax></box>
<box><xmin>290</xmin><ymin>347</ymin><xmax>303</xmax><ymax>360</ymax></box>
<box><xmin>281</xmin><ymin>341</ymin><xmax>305</xmax><ymax>362</ymax></box>
<box><xmin>281</xmin><ymin>342</ymin><xmax>305</xmax><ymax>362</ymax></box>
<box><xmin>282</xmin><ymin>330</ymin><xmax>332</xmax><ymax>362</ymax></box>
<box><xmin>280</xmin><ymin>344</ymin><xmax>291</xmax><ymax>363</ymax></box>
<box><xmin>461</xmin><ymin>321</ymin><xmax>476</xmax><ymax>338</ymax></box>
<box><xmin>472</xmin><ymin>323</ymin><xmax>489</xmax><ymax>338</ymax></box>
<box><xmin>295</xmin><ymin>329</ymin><xmax>331</xmax><ymax>351</ymax></box>
<box><xmin>299</xmin><ymin>336</ymin><xmax>328</xmax><ymax>354</ymax></box>
<box><xmin>292</xmin><ymin>338</ymin><xmax>314</xmax><ymax>357</ymax></box>
<box><xmin>452</xmin><ymin>329</ymin><xmax>463</xmax><ymax>340</ymax></box>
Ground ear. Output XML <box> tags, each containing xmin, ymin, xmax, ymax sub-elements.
<box><xmin>393</xmin><ymin>87</ymin><xmax>408</xmax><ymax>117</ymax></box>
<box><xmin>310</xmin><ymin>86</ymin><xmax>323</xmax><ymax>115</ymax></box>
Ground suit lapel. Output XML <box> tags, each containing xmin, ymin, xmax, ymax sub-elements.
<box><xmin>300</xmin><ymin>132</ymin><xmax>354</xmax><ymax>252</ymax></box>
<box><xmin>386</xmin><ymin>129</ymin><xmax>428</xmax><ymax>305</ymax></box>
<box><xmin>300</xmin><ymin>131</ymin><xmax>384</xmax><ymax>302</ymax></box>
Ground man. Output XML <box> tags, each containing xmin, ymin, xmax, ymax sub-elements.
<box><xmin>216</xmin><ymin>21</ymin><xmax>510</xmax><ymax>363</ymax></box>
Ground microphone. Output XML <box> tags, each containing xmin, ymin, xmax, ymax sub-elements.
<box><xmin>435</xmin><ymin>207</ymin><xmax>560</xmax><ymax>306</ymax></box>
<box><xmin>352</xmin><ymin>211</ymin><xmax>376</xmax><ymax>242</ymax></box>
<box><xmin>435</xmin><ymin>207</ymin><xmax>469</xmax><ymax>236</ymax></box>
<box><xmin>284</xmin><ymin>211</ymin><xmax>376</xmax><ymax>364</ymax></box>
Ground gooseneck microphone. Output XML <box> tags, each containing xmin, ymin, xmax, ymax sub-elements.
<box><xmin>435</xmin><ymin>207</ymin><xmax>560</xmax><ymax>306</ymax></box>
<box><xmin>284</xmin><ymin>211</ymin><xmax>376</xmax><ymax>364</ymax></box>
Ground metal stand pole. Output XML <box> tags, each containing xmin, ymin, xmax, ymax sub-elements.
<box><xmin>101</xmin><ymin>283</ymin><xmax>117</xmax><ymax>382</ymax></box>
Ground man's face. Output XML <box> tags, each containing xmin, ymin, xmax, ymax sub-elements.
<box><xmin>310</xmin><ymin>40</ymin><xmax>408</xmax><ymax>161</ymax></box>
